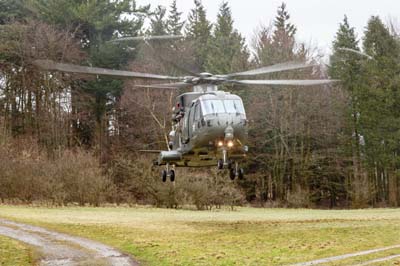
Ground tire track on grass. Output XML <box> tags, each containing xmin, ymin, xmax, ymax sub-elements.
<box><xmin>0</xmin><ymin>218</ymin><xmax>138</xmax><ymax>266</ymax></box>
<box><xmin>290</xmin><ymin>244</ymin><xmax>400</xmax><ymax>266</ymax></box>
<box><xmin>352</xmin><ymin>254</ymin><xmax>400</xmax><ymax>266</ymax></box>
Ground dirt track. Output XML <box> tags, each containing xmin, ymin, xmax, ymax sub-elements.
<box><xmin>291</xmin><ymin>244</ymin><xmax>400</xmax><ymax>266</ymax></box>
<box><xmin>0</xmin><ymin>218</ymin><xmax>138</xmax><ymax>266</ymax></box>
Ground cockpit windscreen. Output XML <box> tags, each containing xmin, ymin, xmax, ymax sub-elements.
<box><xmin>201</xmin><ymin>99</ymin><xmax>245</xmax><ymax>115</ymax></box>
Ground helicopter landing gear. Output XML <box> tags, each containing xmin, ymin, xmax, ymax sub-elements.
<box><xmin>161</xmin><ymin>164</ymin><xmax>176</xmax><ymax>182</ymax></box>
<box><xmin>169</xmin><ymin>169</ymin><xmax>175</xmax><ymax>182</ymax></box>
<box><xmin>238</xmin><ymin>168</ymin><xmax>244</xmax><ymax>180</ymax></box>
<box><xmin>224</xmin><ymin>161</ymin><xmax>245</xmax><ymax>180</ymax></box>
<box><xmin>217</xmin><ymin>149</ymin><xmax>230</xmax><ymax>169</ymax></box>
<box><xmin>217</xmin><ymin>149</ymin><xmax>245</xmax><ymax>180</ymax></box>
<box><xmin>229</xmin><ymin>168</ymin><xmax>236</xmax><ymax>180</ymax></box>
<box><xmin>161</xmin><ymin>170</ymin><xmax>167</xmax><ymax>182</ymax></box>
<box><xmin>217</xmin><ymin>159</ymin><xmax>224</xmax><ymax>170</ymax></box>
<box><xmin>231</xmin><ymin>168</ymin><xmax>244</xmax><ymax>180</ymax></box>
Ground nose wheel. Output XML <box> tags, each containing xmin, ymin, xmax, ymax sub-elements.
<box><xmin>218</xmin><ymin>156</ymin><xmax>244</xmax><ymax>180</ymax></box>
<box><xmin>228</xmin><ymin>164</ymin><xmax>244</xmax><ymax>180</ymax></box>
<box><xmin>238</xmin><ymin>168</ymin><xmax>244</xmax><ymax>180</ymax></box>
<box><xmin>161</xmin><ymin>164</ymin><xmax>175</xmax><ymax>182</ymax></box>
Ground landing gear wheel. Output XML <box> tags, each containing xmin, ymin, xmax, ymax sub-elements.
<box><xmin>229</xmin><ymin>169</ymin><xmax>236</xmax><ymax>180</ymax></box>
<box><xmin>169</xmin><ymin>169</ymin><xmax>175</xmax><ymax>182</ymax></box>
<box><xmin>227</xmin><ymin>161</ymin><xmax>233</xmax><ymax>170</ymax></box>
<box><xmin>217</xmin><ymin>159</ymin><xmax>224</xmax><ymax>170</ymax></box>
<box><xmin>161</xmin><ymin>170</ymin><xmax>167</xmax><ymax>182</ymax></box>
<box><xmin>238</xmin><ymin>168</ymin><xmax>244</xmax><ymax>180</ymax></box>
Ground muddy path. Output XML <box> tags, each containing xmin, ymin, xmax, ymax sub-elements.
<box><xmin>0</xmin><ymin>218</ymin><xmax>138</xmax><ymax>266</ymax></box>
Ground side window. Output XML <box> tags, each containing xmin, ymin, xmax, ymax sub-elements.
<box><xmin>189</xmin><ymin>104</ymin><xmax>195</xmax><ymax>126</ymax></box>
<box><xmin>194</xmin><ymin>102</ymin><xmax>201</xmax><ymax>121</ymax></box>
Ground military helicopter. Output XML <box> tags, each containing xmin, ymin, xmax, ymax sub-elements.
<box><xmin>33</xmin><ymin>35</ymin><xmax>337</xmax><ymax>182</ymax></box>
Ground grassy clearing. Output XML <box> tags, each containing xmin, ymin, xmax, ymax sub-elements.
<box><xmin>0</xmin><ymin>206</ymin><xmax>400</xmax><ymax>265</ymax></box>
<box><xmin>0</xmin><ymin>235</ymin><xmax>34</xmax><ymax>266</ymax></box>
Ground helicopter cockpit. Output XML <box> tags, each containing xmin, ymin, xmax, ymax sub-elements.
<box><xmin>200</xmin><ymin>99</ymin><xmax>246</xmax><ymax>117</ymax></box>
<box><xmin>175</xmin><ymin>92</ymin><xmax>247</xmax><ymax>146</ymax></box>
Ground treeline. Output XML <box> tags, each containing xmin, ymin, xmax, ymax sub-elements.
<box><xmin>329</xmin><ymin>17</ymin><xmax>400</xmax><ymax>207</ymax></box>
<box><xmin>0</xmin><ymin>0</ymin><xmax>399</xmax><ymax>208</ymax></box>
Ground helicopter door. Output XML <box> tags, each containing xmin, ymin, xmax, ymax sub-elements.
<box><xmin>188</xmin><ymin>102</ymin><xmax>196</xmax><ymax>138</ymax></box>
<box><xmin>181</xmin><ymin>102</ymin><xmax>195</xmax><ymax>143</ymax></box>
<box><xmin>193</xmin><ymin>102</ymin><xmax>201</xmax><ymax>131</ymax></box>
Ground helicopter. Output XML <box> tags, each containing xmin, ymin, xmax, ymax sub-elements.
<box><xmin>33</xmin><ymin>35</ymin><xmax>338</xmax><ymax>182</ymax></box>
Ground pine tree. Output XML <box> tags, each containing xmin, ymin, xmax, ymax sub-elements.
<box><xmin>329</xmin><ymin>16</ymin><xmax>366</xmax><ymax>206</ymax></box>
<box><xmin>363</xmin><ymin>16</ymin><xmax>400</xmax><ymax>63</ymax></box>
<box><xmin>273</xmin><ymin>3</ymin><xmax>296</xmax><ymax>40</ymax></box>
<box><xmin>167</xmin><ymin>0</ymin><xmax>184</xmax><ymax>35</ymax></box>
<box><xmin>205</xmin><ymin>1</ymin><xmax>249</xmax><ymax>74</ymax></box>
<box><xmin>0</xmin><ymin>0</ymin><xmax>30</xmax><ymax>24</ymax></box>
<box><xmin>255</xmin><ymin>2</ymin><xmax>299</xmax><ymax>65</ymax></box>
<box><xmin>330</xmin><ymin>16</ymin><xmax>361</xmax><ymax>82</ymax></box>
<box><xmin>30</xmin><ymin>0</ymin><xmax>149</xmax><ymax>155</ymax></box>
<box><xmin>150</xmin><ymin>5</ymin><xmax>168</xmax><ymax>35</ymax></box>
<box><xmin>185</xmin><ymin>0</ymin><xmax>212</xmax><ymax>70</ymax></box>
<box><xmin>272</xmin><ymin>3</ymin><xmax>297</xmax><ymax>62</ymax></box>
<box><xmin>360</xmin><ymin>16</ymin><xmax>400</xmax><ymax>205</ymax></box>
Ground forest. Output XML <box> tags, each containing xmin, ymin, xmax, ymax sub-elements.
<box><xmin>0</xmin><ymin>0</ymin><xmax>400</xmax><ymax>209</ymax></box>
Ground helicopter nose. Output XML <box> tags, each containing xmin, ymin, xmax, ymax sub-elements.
<box><xmin>224</xmin><ymin>126</ymin><xmax>234</xmax><ymax>141</ymax></box>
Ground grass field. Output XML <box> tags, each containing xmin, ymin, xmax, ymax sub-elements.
<box><xmin>0</xmin><ymin>206</ymin><xmax>400</xmax><ymax>266</ymax></box>
<box><xmin>0</xmin><ymin>235</ymin><xmax>34</xmax><ymax>266</ymax></box>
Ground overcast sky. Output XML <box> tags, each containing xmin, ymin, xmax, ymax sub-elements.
<box><xmin>136</xmin><ymin>0</ymin><xmax>400</xmax><ymax>56</ymax></box>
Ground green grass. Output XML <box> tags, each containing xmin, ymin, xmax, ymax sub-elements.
<box><xmin>0</xmin><ymin>235</ymin><xmax>34</xmax><ymax>266</ymax></box>
<box><xmin>1</xmin><ymin>206</ymin><xmax>400</xmax><ymax>265</ymax></box>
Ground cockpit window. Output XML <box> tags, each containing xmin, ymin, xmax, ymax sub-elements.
<box><xmin>201</xmin><ymin>100</ymin><xmax>225</xmax><ymax>115</ymax></box>
<box><xmin>201</xmin><ymin>99</ymin><xmax>245</xmax><ymax>115</ymax></box>
<box><xmin>224</xmin><ymin>100</ymin><xmax>245</xmax><ymax>114</ymax></box>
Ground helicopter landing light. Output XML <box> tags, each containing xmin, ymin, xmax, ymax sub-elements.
<box><xmin>227</xmin><ymin>140</ymin><xmax>234</xmax><ymax>148</ymax></box>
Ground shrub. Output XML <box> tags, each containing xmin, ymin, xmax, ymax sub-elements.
<box><xmin>0</xmin><ymin>135</ymin><xmax>113</xmax><ymax>206</ymax></box>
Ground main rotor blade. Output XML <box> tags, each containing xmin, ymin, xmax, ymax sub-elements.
<box><xmin>110</xmin><ymin>35</ymin><xmax>184</xmax><ymax>42</ymax></box>
<box><xmin>221</xmin><ymin>61</ymin><xmax>314</xmax><ymax>78</ymax></box>
<box><xmin>337</xmin><ymin>47</ymin><xmax>374</xmax><ymax>60</ymax></box>
<box><xmin>34</xmin><ymin>60</ymin><xmax>182</xmax><ymax>80</ymax></box>
<box><xmin>229</xmin><ymin>79</ymin><xmax>340</xmax><ymax>86</ymax></box>
<box><xmin>134</xmin><ymin>82</ymin><xmax>189</xmax><ymax>89</ymax></box>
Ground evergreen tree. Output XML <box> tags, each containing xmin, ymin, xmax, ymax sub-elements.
<box><xmin>273</xmin><ymin>3</ymin><xmax>296</xmax><ymax>41</ymax></box>
<box><xmin>329</xmin><ymin>16</ymin><xmax>365</xmax><ymax>206</ymax></box>
<box><xmin>205</xmin><ymin>1</ymin><xmax>249</xmax><ymax>74</ymax></box>
<box><xmin>30</xmin><ymin>0</ymin><xmax>149</xmax><ymax>154</ymax></box>
<box><xmin>360</xmin><ymin>16</ymin><xmax>400</xmax><ymax>205</ymax></box>
<box><xmin>150</xmin><ymin>5</ymin><xmax>168</xmax><ymax>36</ymax></box>
<box><xmin>255</xmin><ymin>2</ymin><xmax>299</xmax><ymax>65</ymax></box>
<box><xmin>185</xmin><ymin>0</ymin><xmax>212</xmax><ymax>70</ymax></box>
<box><xmin>272</xmin><ymin>3</ymin><xmax>297</xmax><ymax>62</ymax></box>
<box><xmin>330</xmin><ymin>16</ymin><xmax>361</xmax><ymax>82</ymax></box>
<box><xmin>167</xmin><ymin>0</ymin><xmax>184</xmax><ymax>35</ymax></box>
<box><xmin>0</xmin><ymin>0</ymin><xmax>30</xmax><ymax>24</ymax></box>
